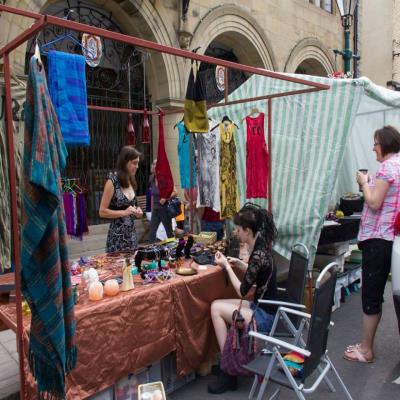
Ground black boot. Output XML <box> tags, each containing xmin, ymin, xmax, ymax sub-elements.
<box><xmin>207</xmin><ymin>372</ymin><xmax>238</xmax><ymax>394</ymax></box>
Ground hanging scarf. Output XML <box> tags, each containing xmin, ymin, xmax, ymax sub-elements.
<box><xmin>21</xmin><ymin>56</ymin><xmax>77</xmax><ymax>400</ymax></box>
<box><xmin>184</xmin><ymin>59</ymin><xmax>209</xmax><ymax>133</ymax></box>
<box><xmin>155</xmin><ymin>112</ymin><xmax>174</xmax><ymax>198</ymax></box>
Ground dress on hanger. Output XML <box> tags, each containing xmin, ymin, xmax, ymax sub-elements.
<box><xmin>196</xmin><ymin>120</ymin><xmax>220</xmax><ymax>211</ymax></box>
<box><xmin>177</xmin><ymin>121</ymin><xmax>196</xmax><ymax>189</ymax></box>
<box><xmin>219</xmin><ymin>121</ymin><xmax>239</xmax><ymax>219</ymax></box>
<box><xmin>246</xmin><ymin>113</ymin><xmax>269</xmax><ymax>199</ymax></box>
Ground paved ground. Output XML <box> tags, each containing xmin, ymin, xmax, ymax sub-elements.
<box><xmin>0</xmin><ymin>287</ymin><xmax>399</xmax><ymax>399</ymax></box>
<box><xmin>170</xmin><ymin>287</ymin><xmax>400</xmax><ymax>400</ymax></box>
<box><xmin>0</xmin><ymin>330</ymin><xmax>19</xmax><ymax>400</ymax></box>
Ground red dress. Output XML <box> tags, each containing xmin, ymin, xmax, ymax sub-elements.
<box><xmin>246</xmin><ymin>113</ymin><xmax>269</xmax><ymax>199</ymax></box>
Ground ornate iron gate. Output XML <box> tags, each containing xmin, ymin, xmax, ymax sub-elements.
<box><xmin>25</xmin><ymin>0</ymin><xmax>151</xmax><ymax>225</ymax></box>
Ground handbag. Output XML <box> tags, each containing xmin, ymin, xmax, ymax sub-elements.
<box><xmin>220</xmin><ymin>299</ymin><xmax>257</xmax><ymax>376</ymax></box>
<box><xmin>220</xmin><ymin>263</ymin><xmax>274</xmax><ymax>376</ymax></box>
<box><xmin>166</xmin><ymin>197</ymin><xmax>182</xmax><ymax>219</ymax></box>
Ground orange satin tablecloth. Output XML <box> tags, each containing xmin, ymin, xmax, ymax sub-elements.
<box><xmin>0</xmin><ymin>262</ymin><xmax>236</xmax><ymax>399</ymax></box>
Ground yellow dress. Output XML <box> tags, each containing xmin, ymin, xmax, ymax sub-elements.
<box><xmin>219</xmin><ymin>122</ymin><xmax>239</xmax><ymax>218</ymax></box>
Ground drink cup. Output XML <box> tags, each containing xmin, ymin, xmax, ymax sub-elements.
<box><xmin>358</xmin><ymin>169</ymin><xmax>368</xmax><ymax>192</ymax></box>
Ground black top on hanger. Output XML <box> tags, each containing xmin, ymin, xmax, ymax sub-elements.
<box><xmin>174</xmin><ymin>118</ymin><xmax>184</xmax><ymax>129</ymax></box>
<box><xmin>211</xmin><ymin>115</ymin><xmax>239</xmax><ymax>131</ymax></box>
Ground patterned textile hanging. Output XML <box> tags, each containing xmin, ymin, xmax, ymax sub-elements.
<box><xmin>21</xmin><ymin>55</ymin><xmax>77</xmax><ymax>399</ymax></box>
<box><xmin>196</xmin><ymin>120</ymin><xmax>220</xmax><ymax>211</ymax></box>
<box><xmin>219</xmin><ymin>122</ymin><xmax>239</xmax><ymax>218</ymax></box>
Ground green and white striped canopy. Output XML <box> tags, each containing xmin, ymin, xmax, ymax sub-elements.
<box><xmin>208</xmin><ymin>74</ymin><xmax>364</xmax><ymax>261</ymax></box>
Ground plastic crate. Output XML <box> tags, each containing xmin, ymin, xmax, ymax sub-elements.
<box><xmin>114</xmin><ymin>368</ymin><xmax>149</xmax><ymax>400</ymax></box>
<box><xmin>161</xmin><ymin>353</ymin><xmax>195</xmax><ymax>394</ymax></box>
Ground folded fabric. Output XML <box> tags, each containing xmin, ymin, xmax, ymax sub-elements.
<box><xmin>47</xmin><ymin>50</ymin><xmax>89</xmax><ymax>146</ymax></box>
<box><xmin>278</xmin><ymin>351</ymin><xmax>305</xmax><ymax>378</ymax></box>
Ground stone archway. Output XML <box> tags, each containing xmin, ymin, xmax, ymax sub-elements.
<box><xmin>190</xmin><ymin>4</ymin><xmax>277</xmax><ymax>72</ymax></box>
<box><xmin>2</xmin><ymin>0</ymin><xmax>181</xmax><ymax>101</ymax></box>
<box><xmin>284</xmin><ymin>37</ymin><xmax>335</xmax><ymax>76</ymax></box>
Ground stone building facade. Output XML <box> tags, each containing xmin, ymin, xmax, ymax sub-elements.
<box><xmin>0</xmin><ymin>0</ymin><xmax>391</xmax><ymax>223</ymax></box>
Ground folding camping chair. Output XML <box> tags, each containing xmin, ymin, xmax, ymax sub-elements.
<box><xmin>244</xmin><ymin>262</ymin><xmax>353</xmax><ymax>400</ymax></box>
<box><xmin>259</xmin><ymin>243</ymin><xmax>309</xmax><ymax>336</ymax></box>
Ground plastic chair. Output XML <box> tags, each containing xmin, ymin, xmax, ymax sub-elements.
<box><xmin>244</xmin><ymin>262</ymin><xmax>353</xmax><ymax>400</ymax></box>
<box><xmin>258</xmin><ymin>243</ymin><xmax>309</xmax><ymax>336</ymax></box>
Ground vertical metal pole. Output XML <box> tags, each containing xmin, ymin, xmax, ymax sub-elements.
<box><xmin>189</xmin><ymin>134</ymin><xmax>194</xmax><ymax>233</ymax></box>
<box><xmin>267</xmin><ymin>99</ymin><xmax>272</xmax><ymax>212</ymax></box>
<box><xmin>224</xmin><ymin>66</ymin><xmax>228</xmax><ymax>104</ymax></box>
<box><xmin>3</xmin><ymin>52</ymin><xmax>26</xmax><ymax>400</ymax></box>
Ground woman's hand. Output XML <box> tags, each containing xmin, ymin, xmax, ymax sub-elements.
<box><xmin>132</xmin><ymin>206</ymin><xmax>143</xmax><ymax>218</ymax></box>
<box><xmin>356</xmin><ymin>171</ymin><xmax>369</xmax><ymax>186</ymax></box>
<box><xmin>124</xmin><ymin>206</ymin><xmax>138</xmax><ymax>217</ymax></box>
<box><xmin>159</xmin><ymin>198</ymin><xmax>167</xmax><ymax>205</ymax></box>
<box><xmin>227</xmin><ymin>256</ymin><xmax>240</xmax><ymax>266</ymax></box>
<box><xmin>215</xmin><ymin>251</ymin><xmax>230</xmax><ymax>269</ymax></box>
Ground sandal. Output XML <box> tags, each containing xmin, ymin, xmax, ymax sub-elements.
<box><xmin>343</xmin><ymin>344</ymin><xmax>374</xmax><ymax>363</ymax></box>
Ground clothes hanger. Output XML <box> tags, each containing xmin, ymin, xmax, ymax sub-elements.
<box><xmin>41</xmin><ymin>33</ymin><xmax>96</xmax><ymax>59</ymax></box>
<box><xmin>174</xmin><ymin>117</ymin><xmax>184</xmax><ymax>129</ymax></box>
<box><xmin>211</xmin><ymin>115</ymin><xmax>239</xmax><ymax>131</ymax></box>
<box><xmin>34</xmin><ymin>40</ymin><xmax>42</xmax><ymax>67</ymax></box>
<box><xmin>241</xmin><ymin>107</ymin><xmax>262</xmax><ymax>124</ymax></box>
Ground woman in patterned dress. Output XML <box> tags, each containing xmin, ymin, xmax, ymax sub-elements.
<box><xmin>99</xmin><ymin>146</ymin><xmax>143</xmax><ymax>253</ymax></box>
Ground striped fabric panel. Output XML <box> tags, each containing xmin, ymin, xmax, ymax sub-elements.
<box><xmin>209</xmin><ymin>75</ymin><xmax>363</xmax><ymax>260</ymax></box>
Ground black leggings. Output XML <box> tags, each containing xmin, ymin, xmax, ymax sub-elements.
<box><xmin>360</xmin><ymin>239</ymin><xmax>393</xmax><ymax>315</ymax></box>
<box><xmin>149</xmin><ymin>207</ymin><xmax>173</xmax><ymax>243</ymax></box>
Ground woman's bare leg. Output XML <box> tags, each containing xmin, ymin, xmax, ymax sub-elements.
<box><xmin>211</xmin><ymin>299</ymin><xmax>253</xmax><ymax>352</ymax></box>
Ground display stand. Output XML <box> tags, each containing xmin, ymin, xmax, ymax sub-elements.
<box><xmin>0</xmin><ymin>4</ymin><xmax>329</xmax><ymax>398</ymax></box>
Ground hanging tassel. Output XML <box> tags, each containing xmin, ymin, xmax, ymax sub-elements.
<box><xmin>141</xmin><ymin>108</ymin><xmax>150</xmax><ymax>143</ymax></box>
<box><xmin>126</xmin><ymin>113</ymin><xmax>135</xmax><ymax>145</ymax></box>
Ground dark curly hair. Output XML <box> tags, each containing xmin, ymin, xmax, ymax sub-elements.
<box><xmin>233</xmin><ymin>202</ymin><xmax>278</xmax><ymax>247</ymax></box>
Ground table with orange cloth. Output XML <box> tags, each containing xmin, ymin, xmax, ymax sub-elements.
<box><xmin>0</xmin><ymin>260</ymin><xmax>236</xmax><ymax>399</ymax></box>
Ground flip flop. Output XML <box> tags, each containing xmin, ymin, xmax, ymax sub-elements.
<box><xmin>343</xmin><ymin>344</ymin><xmax>374</xmax><ymax>363</ymax></box>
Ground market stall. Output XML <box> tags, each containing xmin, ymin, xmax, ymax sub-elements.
<box><xmin>0</xmin><ymin>4</ymin><xmax>329</xmax><ymax>400</ymax></box>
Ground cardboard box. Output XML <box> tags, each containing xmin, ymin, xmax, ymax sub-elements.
<box><xmin>314</xmin><ymin>253</ymin><xmax>345</xmax><ymax>272</ymax></box>
<box><xmin>138</xmin><ymin>382</ymin><xmax>166</xmax><ymax>400</ymax></box>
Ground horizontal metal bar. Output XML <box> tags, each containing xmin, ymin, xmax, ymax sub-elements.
<box><xmin>88</xmin><ymin>105</ymin><xmax>158</xmax><ymax>114</ymax></box>
<box><xmin>43</xmin><ymin>13</ymin><xmax>329</xmax><ymax>91</ymax></box>
<box><xmin>163</xmin><ymin>87</ymin><xmax>322</xmax><ymax>115</ymax></box>
<box><xmin>0</xmin><ymin>4</ymin><xmax>43</xmax><ymax>20</ymax></box>
<box><xmin>0</xmin><ymin>17</ymin><xmax>45</xmax><ymax>57</ymax></box>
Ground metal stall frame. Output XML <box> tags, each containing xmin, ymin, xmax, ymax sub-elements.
<box><xmin>0</xmin><ymin>3</ymin><xmax>329</xmax><ymax>399</ymax></box>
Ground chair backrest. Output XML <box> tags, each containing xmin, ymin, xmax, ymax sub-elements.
<box><xmin>286</xmin><ymin>243</ymin><xmax>309</xmax><ymax>304</ymax></box>
<box><xmin>302</xmin><ymin>262</ymin><xmax>338</xmax><ymax>382</ymax></box>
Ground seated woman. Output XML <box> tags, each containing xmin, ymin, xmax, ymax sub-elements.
<box><xmin>208</xmin><ymin>204</ymin><xmax>278</xmax><ymax>394</ymax></box>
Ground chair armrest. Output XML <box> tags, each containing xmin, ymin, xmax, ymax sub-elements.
<box><xmin>249</xmin><ymin>331</ymin><xmax>311</xmax><ymax>357</ymax></box>
<box><xmin>258</xmin><ymin>300</ymin><xmax>306</xmax><ymax>309</ymax></box>
<box><xmin>278</xmin><ymin>307</ymin><xmax>334</xmax><ymax>327</ymax></box>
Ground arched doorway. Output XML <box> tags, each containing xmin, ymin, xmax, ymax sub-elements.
<box><xmin>295</xmin><ymin>59</ymin><xmax>328</xmax><ymax>76</ymax></box>
<box><xmin>24</xmin><ymin>0</ymin><xmax>151</xmax><ymax>224</ymax></box>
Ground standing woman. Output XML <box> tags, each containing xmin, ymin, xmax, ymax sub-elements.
<box><xmin>344</xmin><ymin>126</ymin><xmax>400</xmax><ymax>363</ymax></box>
<box><xmin>208</xmin><ymin>204</ymin><xmax>278</xmax><ymax>394</ymax></box>
<box><xmin>99</xmin><ymin>146</ymin><xmax>143</xmax><ymax>253</ymax></box>
<box><xmin>148</xmin><ymin>159</ymin><xmax>178</xmax><ymax>243</ymax></box>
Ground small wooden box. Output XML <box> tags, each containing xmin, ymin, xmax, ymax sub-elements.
<box><xmin>193</xmin><ymin>231</ymin><xmax>217</xmax><ymax>245</ymax></box>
